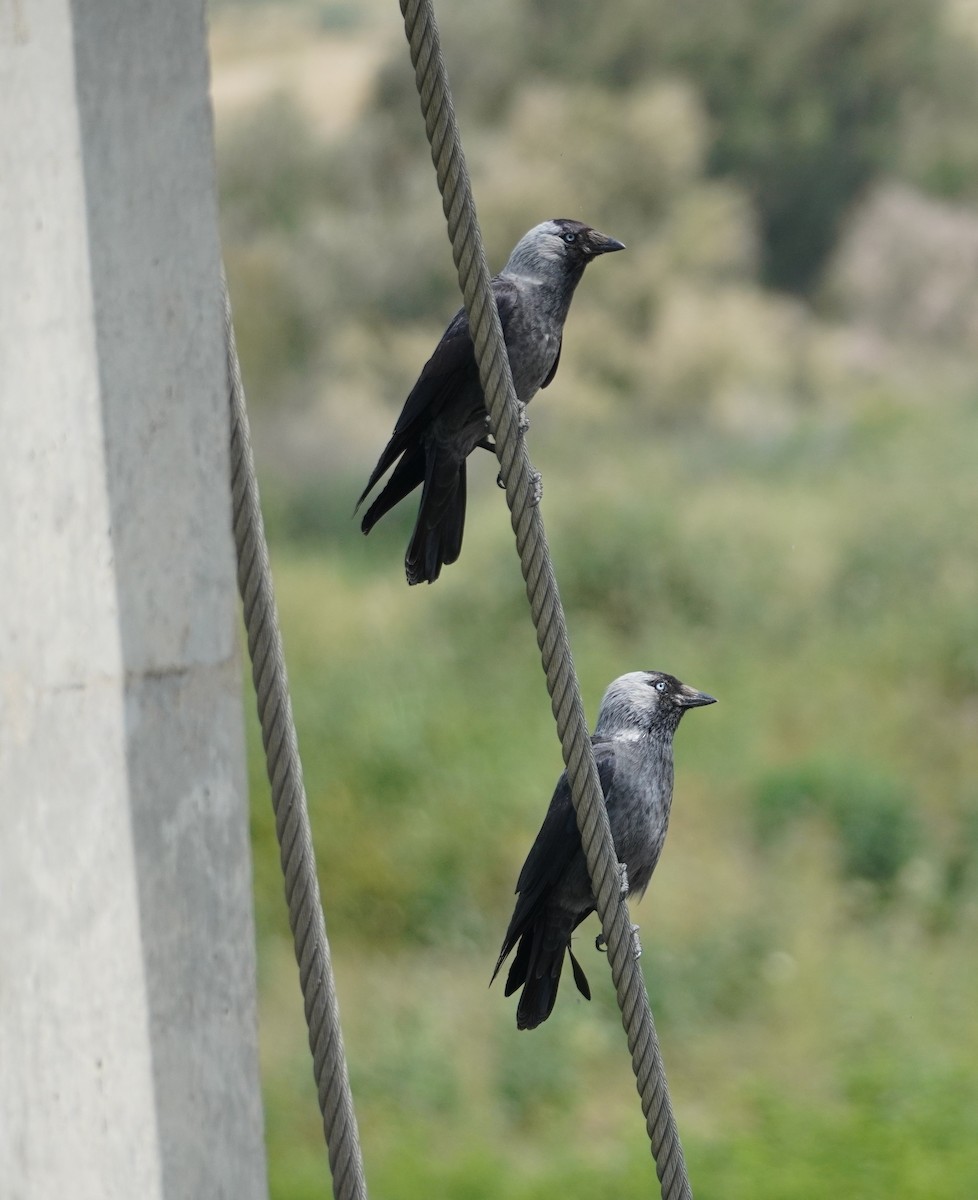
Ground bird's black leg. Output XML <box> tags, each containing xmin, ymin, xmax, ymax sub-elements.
<box><xmin>477</xmin><ymin>415</ymin><xmax>503</xmax><ymax>476</ymax></box>
<box><xmin>476</xmin><ymin>414</ymin><xmax>496</xmax><ymax>454</ymax></box>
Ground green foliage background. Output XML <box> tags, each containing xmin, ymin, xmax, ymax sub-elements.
<box><xmin>214</xmin><ymin>0</ymin><xmax>978</xmax><ymax>1194</ymax></box>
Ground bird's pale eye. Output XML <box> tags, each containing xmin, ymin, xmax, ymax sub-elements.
<box><xmin>654</xmin><ymin>680</ymin><xmax>668</xmax><ymax>693</ymax></box>
<box><xmin>562</xmin><ymin>231</ymin><xmax>577</xmax><ymax>245</ymax></box>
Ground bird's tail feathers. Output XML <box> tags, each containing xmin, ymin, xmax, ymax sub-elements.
<box><xmin>567</xmin><ymin>945</ymin><xmax>591</xmax><ymax>1001</ymax></box>
<box><xmin>405</xmin><ymin>454</ymin><xmax>466</xmax><ymax>585</ymax></box>
<box><xmin>355</xmin><ymin>428</ymin><xmax>412</xmax><ymax>515</ymax></box>
<box><xmin>495</xmin><ymin>911</ymin><xmax>590</xmax><ymax>1031</ymax></box>
<box><xmin>359</xmin><ymin>445</ymin><xmax>426</xmax><ymax>534</ymax></box>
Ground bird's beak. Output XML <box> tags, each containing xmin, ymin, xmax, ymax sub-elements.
<box><xmin>677</xmin><ymin>686</ymin><xmax>717</xmax><ymax>709</ymax></box>
<box><xmin>587</xmin><ymin>229</ymin><xmax>626</xmax><ymax>256</ymax></box>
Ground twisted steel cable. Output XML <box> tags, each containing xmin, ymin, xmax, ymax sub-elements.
<box><xmin>398</xmin><ymin>1</ymin><xmax>693</xmax><ymax>1195</ymax></box>
<box><xmin>225</xmin><ymin>277</ymin><xmax>368</xmax><ymax>1200</ymax></box>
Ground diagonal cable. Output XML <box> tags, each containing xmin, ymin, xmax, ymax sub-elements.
<box><xmin>397</xmin><ymin>1</ymin><xmax>693</xmax><ymax>1196</ymax></box>
<box><xmin>224</xmin><ymin>274</ymin><xmax>368</xmax><ymax>1200</ymax></box>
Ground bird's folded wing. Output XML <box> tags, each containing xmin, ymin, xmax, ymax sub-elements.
<box><xmin>509</xmin><ymin>739</ymin><xmax>617</xmax><ymax>924</ymax></box>
<box><xmin>391</xmin><ymin>282</ymin><xmax>521</xmax><ymax>438</ymax></box>
<box><xmin>540</xmin><ymin>335</ymin><xmax>562</xmax><ymax>389</ymax></box>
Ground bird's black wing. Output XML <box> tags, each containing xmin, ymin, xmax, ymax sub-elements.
<box><xmin>355</xmin><ymin>309</ymin><xmax>475</xmax><ymax>507</ymax></box>
<box><xmin>395</xmin><ymin>276</ymin><xmax>522</xmax><ymax>436</ymax></box>
<box><xmin>540</xmin><ymin>335</ymin><xmax>561</xmax><ymax>389</ymax></box>
<box><xmin>356</xmin><ymin>278</ymin><xmax>522</xmax><ymax>508</ymax></box>
<box><xmin>390</xmin><ymin>309</ymin><xmax>474</xmax><ymax>435</ymax></box>
<box><xmin>492</xmin><ymin>738</ymin><xmax>617</xmax><ymax>978</ymax></box>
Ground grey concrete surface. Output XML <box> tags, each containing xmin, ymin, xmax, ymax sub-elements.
<box><xmin>0</xmin><ymin>2</ymin><xmax>268</xmax><ymax>1196</ymax></box>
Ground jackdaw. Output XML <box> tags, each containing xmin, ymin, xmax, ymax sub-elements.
<box><xmin>356</xmin><ymin>218</ymin><xmax>625</xmax><ymax>585</ymax></box>
<box><xmin>492</xmin><ymin>670</ymin><xmax>716</xmax><ymax>1030</ymax></box>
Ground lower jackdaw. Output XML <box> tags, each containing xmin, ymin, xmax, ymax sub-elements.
<box><xmin>356</xmin><ymin>219</ymin><xmax>624</xmax><ymax>585</ymax></box>
<box><xmin>492</xmin><ymin>670</ymin><xmax>716</xmax><ymax>1030</ymax></box>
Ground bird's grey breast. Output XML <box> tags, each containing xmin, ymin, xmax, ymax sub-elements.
<box><xmin>503</xmin><ymin>280</ymin><xmax>564</xmax><ymax>402</ymax></box>
<box><xmin>608</xmin><ymin>738</ymin><xmax>675</xmax><ymax>898</ymax></box>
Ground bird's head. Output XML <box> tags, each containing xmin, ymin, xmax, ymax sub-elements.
<box><xmin>503</xmin><ymin>219</ymin><xmax>625</xmax><ymax>281</ymax></box>
<box><xmin>595</xmin><ymin>670</ymin><xmax>716</xmax><ymax>738</ymax></box>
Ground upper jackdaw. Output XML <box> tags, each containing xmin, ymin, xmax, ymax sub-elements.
<box><xmin>356</xmin><ymin>218</ymin><xmax>625</xmax><ymax>585</ymax></box>
<box><xmin>492</xmin><ymin>670</ymin><xmax>716</xmax><ymax>1030</ymax></box>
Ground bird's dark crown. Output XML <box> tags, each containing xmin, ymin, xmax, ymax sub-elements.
<box><xmin>552</xmin><ymin>218</ymin><xmax>593</xmax><ymax>239</ymax></box>
<box><xmin>503</xmin><ymin>219</ymin><xmax>624</xmax><ymax>276</ymax></box>
<box><xmin>641</xmin><ymin>670</ymin><xmax>717</xmax><ymax>711</ymax></box>
<box><xmin>550</xmin><ymin>218</ymin><xmax>622</xmax><ymax>259</ymax></box>
<box><xmin>642</xmin><ymin>670</ymin><xmax>684</xmax><ymax>696</ymax></box>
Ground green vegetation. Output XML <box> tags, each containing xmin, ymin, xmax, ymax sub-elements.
<box><xmin>214</xmin><ymin>0</ymin><xmax>978</xmax><ymax>1195</ymax></box>
<box><xmin>246</xmin><ymin>389</ymin><xmax>978</xmax><ymax>1198</ymax></box>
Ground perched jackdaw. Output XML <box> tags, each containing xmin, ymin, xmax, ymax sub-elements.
<box><xmin>492</xmin><ymin>670</ymin><xmax>716</xmax><ymax>1030</ymax></box>
<box><xmin>356</xmin><ymin>219</ymin><xmax>624</xmax><ymax>585</ymax></box>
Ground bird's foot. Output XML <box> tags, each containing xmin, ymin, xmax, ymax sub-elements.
<box><xmin>476</xmin><ymin>435</ymin><xmax>496</xmax><ymax>454</ymax></box>
<box><xmin>516</xmin><ymin>401</ymin><xmax>530</xmax><ymax>434</ymax></box>
<box><xmin>496</xmin><ymin>471</ymin><xmax>506</xmax><ymax>490</ymax></box>
<box><xmin>618</xmin><ymin>862</ymin><xmax>629</xmax><ymax>899</ymax></box>
<box><xmin>597</xmin><ymin>921</ymin><xmax>643</xmax><ymax>960</ymax></box>
<box><xmin>529</xmin><ymin>470</ymin><xmax>543</xmax><ymax>506</ymax></box>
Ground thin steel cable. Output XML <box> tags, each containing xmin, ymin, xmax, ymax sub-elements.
<box><xmin>224</xmin><ymin>275</ymin><xmax>368</xmax><ymax>1200</ymax></box>
<box><xmin>397</xmin><ymin>2</ymin><xmax>692</xmax><ymax>1196</ymax></box>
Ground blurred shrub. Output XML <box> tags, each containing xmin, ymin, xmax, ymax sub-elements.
<box><xmin>755</xmin><ymin>757</ymin><xmax>920</xmax><ymax>889</ymax></box>
<box><xmin>823</xmin><ymin>184</ymin><xmax>978</xmax><ymax>353</ymax></box>
<box><xmin>216</xmin><ymin>0</ymin><xmax>978</xmax><ymax>453</ymax></box>
<box><xmin>477</xmin><ymin>80</ymin><xmax>709</xmax><ymax>241</ymax></box>
<box><xmin>638</xmin><ymin>283</ymin><xmax>811</xmax><ymax>432</ymax></box>
<box><xmin>894</xmin><ymin>0</ymin><xmax>978</xmax><ymax>203</ymax></box>
<box><xmin>668</xmin><ymin>0</ymin><xmax>943</xmax><ymax>293</ymax></box>
<box><xmin>350</xmin><ymin>1004</ymin><xmax>461</xmax><ymax>1117</ymax></box>
<box><xmin>828</xmin><ymin>475</ymin><xmax>978</xmax><ymax>660</ymax></box>
<box><xmin>647</xmin><ymin>921</ymin><xmax>771</xmax><ymax>1024</ymax></box>
<box><xmin>223</xmin><ymin>240</ymin><xmax>322</xmax><ymax>402</ymax></box>
<box><xmin>216</xmin><ymin>1</ymin><xmax>978</xmax><ymax>454</ymax></box>
<box><xmin>660</xmin><ymin>180</ymin><xmax>760</xmax><ymax>284</ymax></box>
<box><xmin>694</xmin><ymin>1058</ymin><xmax>978</xmax><ymax>1200</ymax></box>
<box><xmin>549</xmin><ymin>495</ymin><xmax>716</xmax><ymax>639</ymax></box>
<box><xmin>218</xmin><ymin>92</ymin><xmax>329</xmax><ymax>237</ymax></box>
<box><xmin>355</xmin><ymin>0</ymin><xmax>950</xmax><ymax>295</ymax></box>
<box><xmin>492</xmin><ymin>1018</ymin><xmax>578</xmax><ymax>1125</ymax></box>
<box><xmin>934</xmin><ymin>606</ymin><xmax>978</xmax><ymax>701</ymax></box>
<box><xmin>942</xmin><ymin>801</ymin><xmax>978</xmax><ymax>906</ymax></box>
<box><xmin>521</xmin><ymin>0</ymin><xmax>956</xmax><ymax>294</ymax></box>
<box><xmin>829</xmin><ymin>511</ymin><xmax>940</xmax><ymax>626</ymax></box>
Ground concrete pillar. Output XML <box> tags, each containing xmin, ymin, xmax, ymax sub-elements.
<box><xmin>0</xmin><ymin>2</ymin><xmax>268</xmax><ymax>1197</ymax></box>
